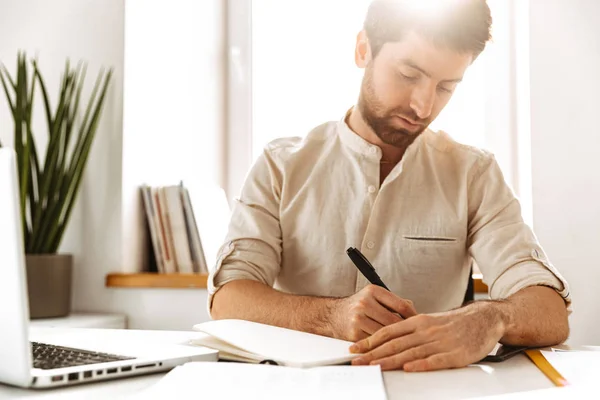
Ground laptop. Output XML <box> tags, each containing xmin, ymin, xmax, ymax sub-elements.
<box><xmin>0</xmin><ymin>148</ymin><xmax>218</xmax><ymax>389</ymax></box>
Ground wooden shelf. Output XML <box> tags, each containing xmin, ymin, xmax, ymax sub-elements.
<box><xmin>473</xmin><ymin>274</ymin><xmax>488</xmax><ymax>293</ymax></box>
<box><xmin>106</xmin><ymin>272</ymin><xmax>488</xmax><ymax>293</ymax></box>
<box><xmin>106</xmin><ymin>273</ymin><xmax>208</xmax><ymax>289</ymax></box>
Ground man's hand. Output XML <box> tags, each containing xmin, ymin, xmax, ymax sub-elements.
<box><xmin>329</xmin><ymin>285</ymin><xmax>417</xmax><ymax>342</ymax></box>
<box><xmin>349</xmin><ymin>301</ymin><xmax>507</xmax><ymax>371</ymax></box>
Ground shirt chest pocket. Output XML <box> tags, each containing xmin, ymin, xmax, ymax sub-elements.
<box><xmin>397</xmin><ymin>235</ymin><xmax>466</xmax><ymax>272</ymax></box>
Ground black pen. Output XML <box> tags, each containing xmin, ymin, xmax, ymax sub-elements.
<box><xmin>346</xmin><ymin>247</ymin><xmax>390</xmax><ymax>291</ymax></box>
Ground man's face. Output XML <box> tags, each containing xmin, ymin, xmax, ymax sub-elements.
<box><xmin>357</xmin><ymin>31</ymin><xmax>473</xmax><ymax>148</ymax></box>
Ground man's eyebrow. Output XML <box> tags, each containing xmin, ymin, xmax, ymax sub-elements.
<box><xmin>400</xmin><ymin>58</ymin><xmax>463</xmax><ymax>83</ymax></box>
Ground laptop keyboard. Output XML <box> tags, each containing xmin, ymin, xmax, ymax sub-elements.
<box><xmin>32</xmin><ymin>342</ymin><xmax>135</xmax><ymax>370</ymax></box>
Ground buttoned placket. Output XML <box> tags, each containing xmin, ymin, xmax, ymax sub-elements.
<box><xmin>340</xmin><ymin>121</ymin><xmax>411</xmax><ymax>292</ymax></box>
<box><xmin>354</xmin><ymin>143</ymin><xmax>409</xmax><ymax>292</ymax></box>
<box><xmin>354</xmin><ymin>144</ymin><xmax>383</xmax><ymax>291</ymax></box>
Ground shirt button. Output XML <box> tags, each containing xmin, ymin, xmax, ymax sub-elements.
<box><xmin>368</xmin><ymin>186</ymin><xmax>376</xmax><ymax>193</ymax></box>
<box><xmin>369</xmin><ymin>147</ymin><xmax>377</xmax><ymax>154</ymax></box>
<box><xmin>366</xmin><ymin>241</ymin><xmax>375</xmax><ymax>249</ymax></box>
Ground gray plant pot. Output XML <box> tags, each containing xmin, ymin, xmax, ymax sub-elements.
<box><xmin>25</xmin><ymin>254</ymin><xmax>73</xmax><ymax>319</ymax></box>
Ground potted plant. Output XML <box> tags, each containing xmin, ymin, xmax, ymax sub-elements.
<box><xmin>0</xmin><ymin>52</ymin><xmax>112</xmax><ymax>318</ymax></box>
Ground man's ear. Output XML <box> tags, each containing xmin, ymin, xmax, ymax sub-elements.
<box><xmin>355</xmin><ymin>30</ymin><xmax>372</xmax><ymax>68</ymax></box>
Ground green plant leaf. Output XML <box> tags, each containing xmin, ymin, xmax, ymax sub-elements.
<box><xmin>30</xmin><ymin>64</ymin><xmax>75</xmax><ymax>252</ymax></box>
<box><xmin>26</xmin><ymin>133</ymin><xmax>41</xmax><ymax>251</ymax></box>
<box><xmin>16</xmin><ymin>53</ymin><xmax>31</xmax><ymax>241</ymax></box>
<box><xmin>0</xmin><ymin>52</ymin><xmax>39</xmax><ymax>247</ymax></box>
<box><xmin>67</xmin><ymin>68</ymin><xmax>102</xmax><ymax>180</ymax></box>
<box><xmin>29</xmin><ymin>61</ymin><xmax>54</xmax><ymax>248</ymax></box>
<box><xmin>56</xmin><ymin>64</ymin><xmax>86</xmax><ymax>198</ymax></box>
<box><xmin>20</xmin><ymin>107</ymin><xmax>31</xmax><ymax>239</ymax></box>
<box><xmin>47</xmin><ymin>72</ymin><xmax>77</xmax><ymax>208</ymax></box>
<box><xmin>14</xmin><ymin>55</ymin><xmax>24</xmax><ymax>184</ymax></box>
<box><xmin>4</xmin><ymin>53</ymin><xmax>113</xmax><ymax>254</ymax></box>
<box><xmin>0</xmin><ymin>65</ymin><xmax>16</xmax><ymax>114</ymax></box>
<box><xmin>2</xmin><ymin>60</ymin><xmax>17</xmax><ymax>92</ymax></box>
<box><xmin>25</xmin><ymin>74</ymin><xmax>40</xmax><ymax>248</ymax></box>
<box><xmin>32</xmin><ymin>60</ymin><xmax>53</xmax><ymax>142</ymax></box>
<box><xmin>44</xmin><ymin>70</ymin><xmax>107</xmax><ymax>249</ymax></box>
<box><xmin>48</xmin><ymin>68</ymin><xmax>112</xmax><ymax>252</ymax></box>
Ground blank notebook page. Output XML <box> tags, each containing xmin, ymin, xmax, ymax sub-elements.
<box><xmin>137</xmin><ymin>362</ymin><xmax>388</xmax><ymax>400</ymax></box>
<box><xmin>192</xmin><ymin>319</ymin><xmax>359</xmax><ymax>367</ymax></box>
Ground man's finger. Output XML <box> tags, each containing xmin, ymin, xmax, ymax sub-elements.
<box><xmin>357</xmin><ymin>314</ymin><xmax>385</xmax><ymax>336</ymax></box>
<box><xmin>351</xmin><ymin>332</ymin><xmax>427</xmax><ymax>365</ymax></box>
<box><xmin>350</xmin><ymin>319</ymin><xmax>415</xmax><ymax>353</ymax></box>
<box><xmin>372</xmin><ymin>288</ymin><xmax>417</xmax><ymax>318</ymax></box>
<box><xmin>403</xmin><ymin>352</ymin><xmax>458</xmax><ymax>372</ymax></box>
<box><xmin>370</xmin><ymin>342</ymin><xmax>442</xmax><ymax>371</ymax></box>
<box><xmin>364</xmin><ymin>298</ymin><xmax>403</xmax><ymax>327</ymax></box>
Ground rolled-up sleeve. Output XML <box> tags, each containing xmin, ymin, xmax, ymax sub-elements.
<box><xmin>207</xmin><ymin>150</ymin><xmax>284</xmax><ymax>315</ymax></box>
<box><xmin>467</xmin><ymin>154</ymin><xmax>571</xmax><ymax>307</ymax></box>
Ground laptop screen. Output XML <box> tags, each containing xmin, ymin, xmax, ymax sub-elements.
<box><xmin>0</xmin><ymin>148</ymin><xmax>34</xmax><ymax>387</ymax></box>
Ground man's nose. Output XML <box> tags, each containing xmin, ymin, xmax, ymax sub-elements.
<box><xmin>409</xmin><ymin>85</ymin><xmax>436</xmax><ymax>120</ymax></box>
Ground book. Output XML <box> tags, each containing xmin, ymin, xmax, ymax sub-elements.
<box><xmin>180</xmin><ymin>186</ymin><xmax>208</xmax><ymax>273</ymax></box>
<box><xmin>140</xmin><ymin>185</ymin><xmax>164</xmax><ymax>273</ymax></box>
<box><xmin>190</xmin><ymin>319</ymin><xmax>360</xmax><ymax>368</ymax></box>
<box><xmin>141</xmin><ymin>182</ymin><xmax>213</xmax><ymax>275</ymax></box>
<box><xmin>162</xmin><ymin>185</ymin><xmax>194</xmax><ymax>273</ymax></box>
<box><xmin>155</xmin><ymin>187</ymin><xmax>177</xmax><ymax>273</ymax></box>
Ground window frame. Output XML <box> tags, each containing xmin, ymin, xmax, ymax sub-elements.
<box><xmin>225</xmin><ymin>0</ymin><xmax>253</xmax><ymax>205</ymax></box>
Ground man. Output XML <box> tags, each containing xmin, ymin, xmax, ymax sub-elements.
<box><xmin>209</xmin><ymin>0</ymin><xmax>571</xmax><ymax>372</ymax></box>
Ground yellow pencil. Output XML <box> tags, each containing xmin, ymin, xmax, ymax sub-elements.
<box><xmin>525</xmin><ymin>349</ymin><xmax>569</xmax><ymax>387</ymax></box>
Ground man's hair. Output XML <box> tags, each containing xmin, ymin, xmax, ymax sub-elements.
<box><xmin>364</xmin><ymin>0</ymin><xmax>492</xmax><ymax>59</ymax></box>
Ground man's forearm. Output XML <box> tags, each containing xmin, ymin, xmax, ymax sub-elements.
<box><xmin>481</xmin><ymin>286</ymin><xmax>569</xmax><ymax>347</ymax></box>
<box><xmin>211</xmin><ymin>279</ymin><xmax>340</xmax><ymax>336</ymax></box>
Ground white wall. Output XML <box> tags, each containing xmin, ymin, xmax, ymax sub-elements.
<box><xmin>529</xmin><ymin>0</ymin><xmax>600</xmax><ymax>345</ymax></box>
<box><xmin>0</xmin><ymin>0</ymin><xmax>222</xmax><ymax>330</ymax></box>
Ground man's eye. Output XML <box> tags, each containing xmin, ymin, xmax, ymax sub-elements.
<box><xmin>399</xmin><ymin>72</ymin><xmax>418</xmax><ymax>82</ymax></box>
<box><xmin>437</xmin><ymin>86</ymin><xmax>453</xmax><ymax>94</ymax></box>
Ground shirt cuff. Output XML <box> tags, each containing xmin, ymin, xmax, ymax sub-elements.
<box><xmin>206</xmin><ymin>242</ymin><xmax>270</xmax><ymax>318</ymax></box>
<box><xmin>489</xmin><ymin>249</ymin><xmax>572</xmax><ymax>310</ymax></box>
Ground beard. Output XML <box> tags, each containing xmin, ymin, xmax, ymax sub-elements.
<box><xmin>357</xmin><ymin>66</ymin><xmax>429</xmax><ymax>149</ymax></box>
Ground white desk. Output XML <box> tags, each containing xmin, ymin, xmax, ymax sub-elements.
<box><xmin>0</xmin><ymin>327</ymin><xmax>555</xmax><ymax>400</ymax></box>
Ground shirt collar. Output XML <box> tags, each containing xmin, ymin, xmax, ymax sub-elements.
<box><xmin>337</xmin><ymin>108</ymin><xmax>427</xmax><ymax>162</ymax></box>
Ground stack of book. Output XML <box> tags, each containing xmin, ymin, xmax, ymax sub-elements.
<box><xmin>140</xmin><ymin>182</ymin><xmax>208</xmax><ymax>274</ymax></box>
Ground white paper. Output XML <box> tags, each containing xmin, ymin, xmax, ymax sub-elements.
<box><xmin>135</xmin><ymin>362</ymin><xmax>387</xmax><ymax>400</ymax></box>
<box><xmin>488</xmin><ymin>343</ymin><xmax>502</xmax><ymax>356</ymax></box>
<box><xmin>469</xmin><ymin>385</ymin><xmax>594</xmax><ymax>399</ymax></box>
<box><xmin>540</xmin><ymin>350</ymin><xmax>600</xmax><ymax>386</ymax></box>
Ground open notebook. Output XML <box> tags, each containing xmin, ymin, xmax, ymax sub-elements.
<box><xmin>190</xmin><ymin>319</ymin><xmax>525</xmax><ymax>368</ymax></box>
<box><xmin>190</xmin><ymin>319</ymin><xmax>359</xmax><ymax>368</ymax></box>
